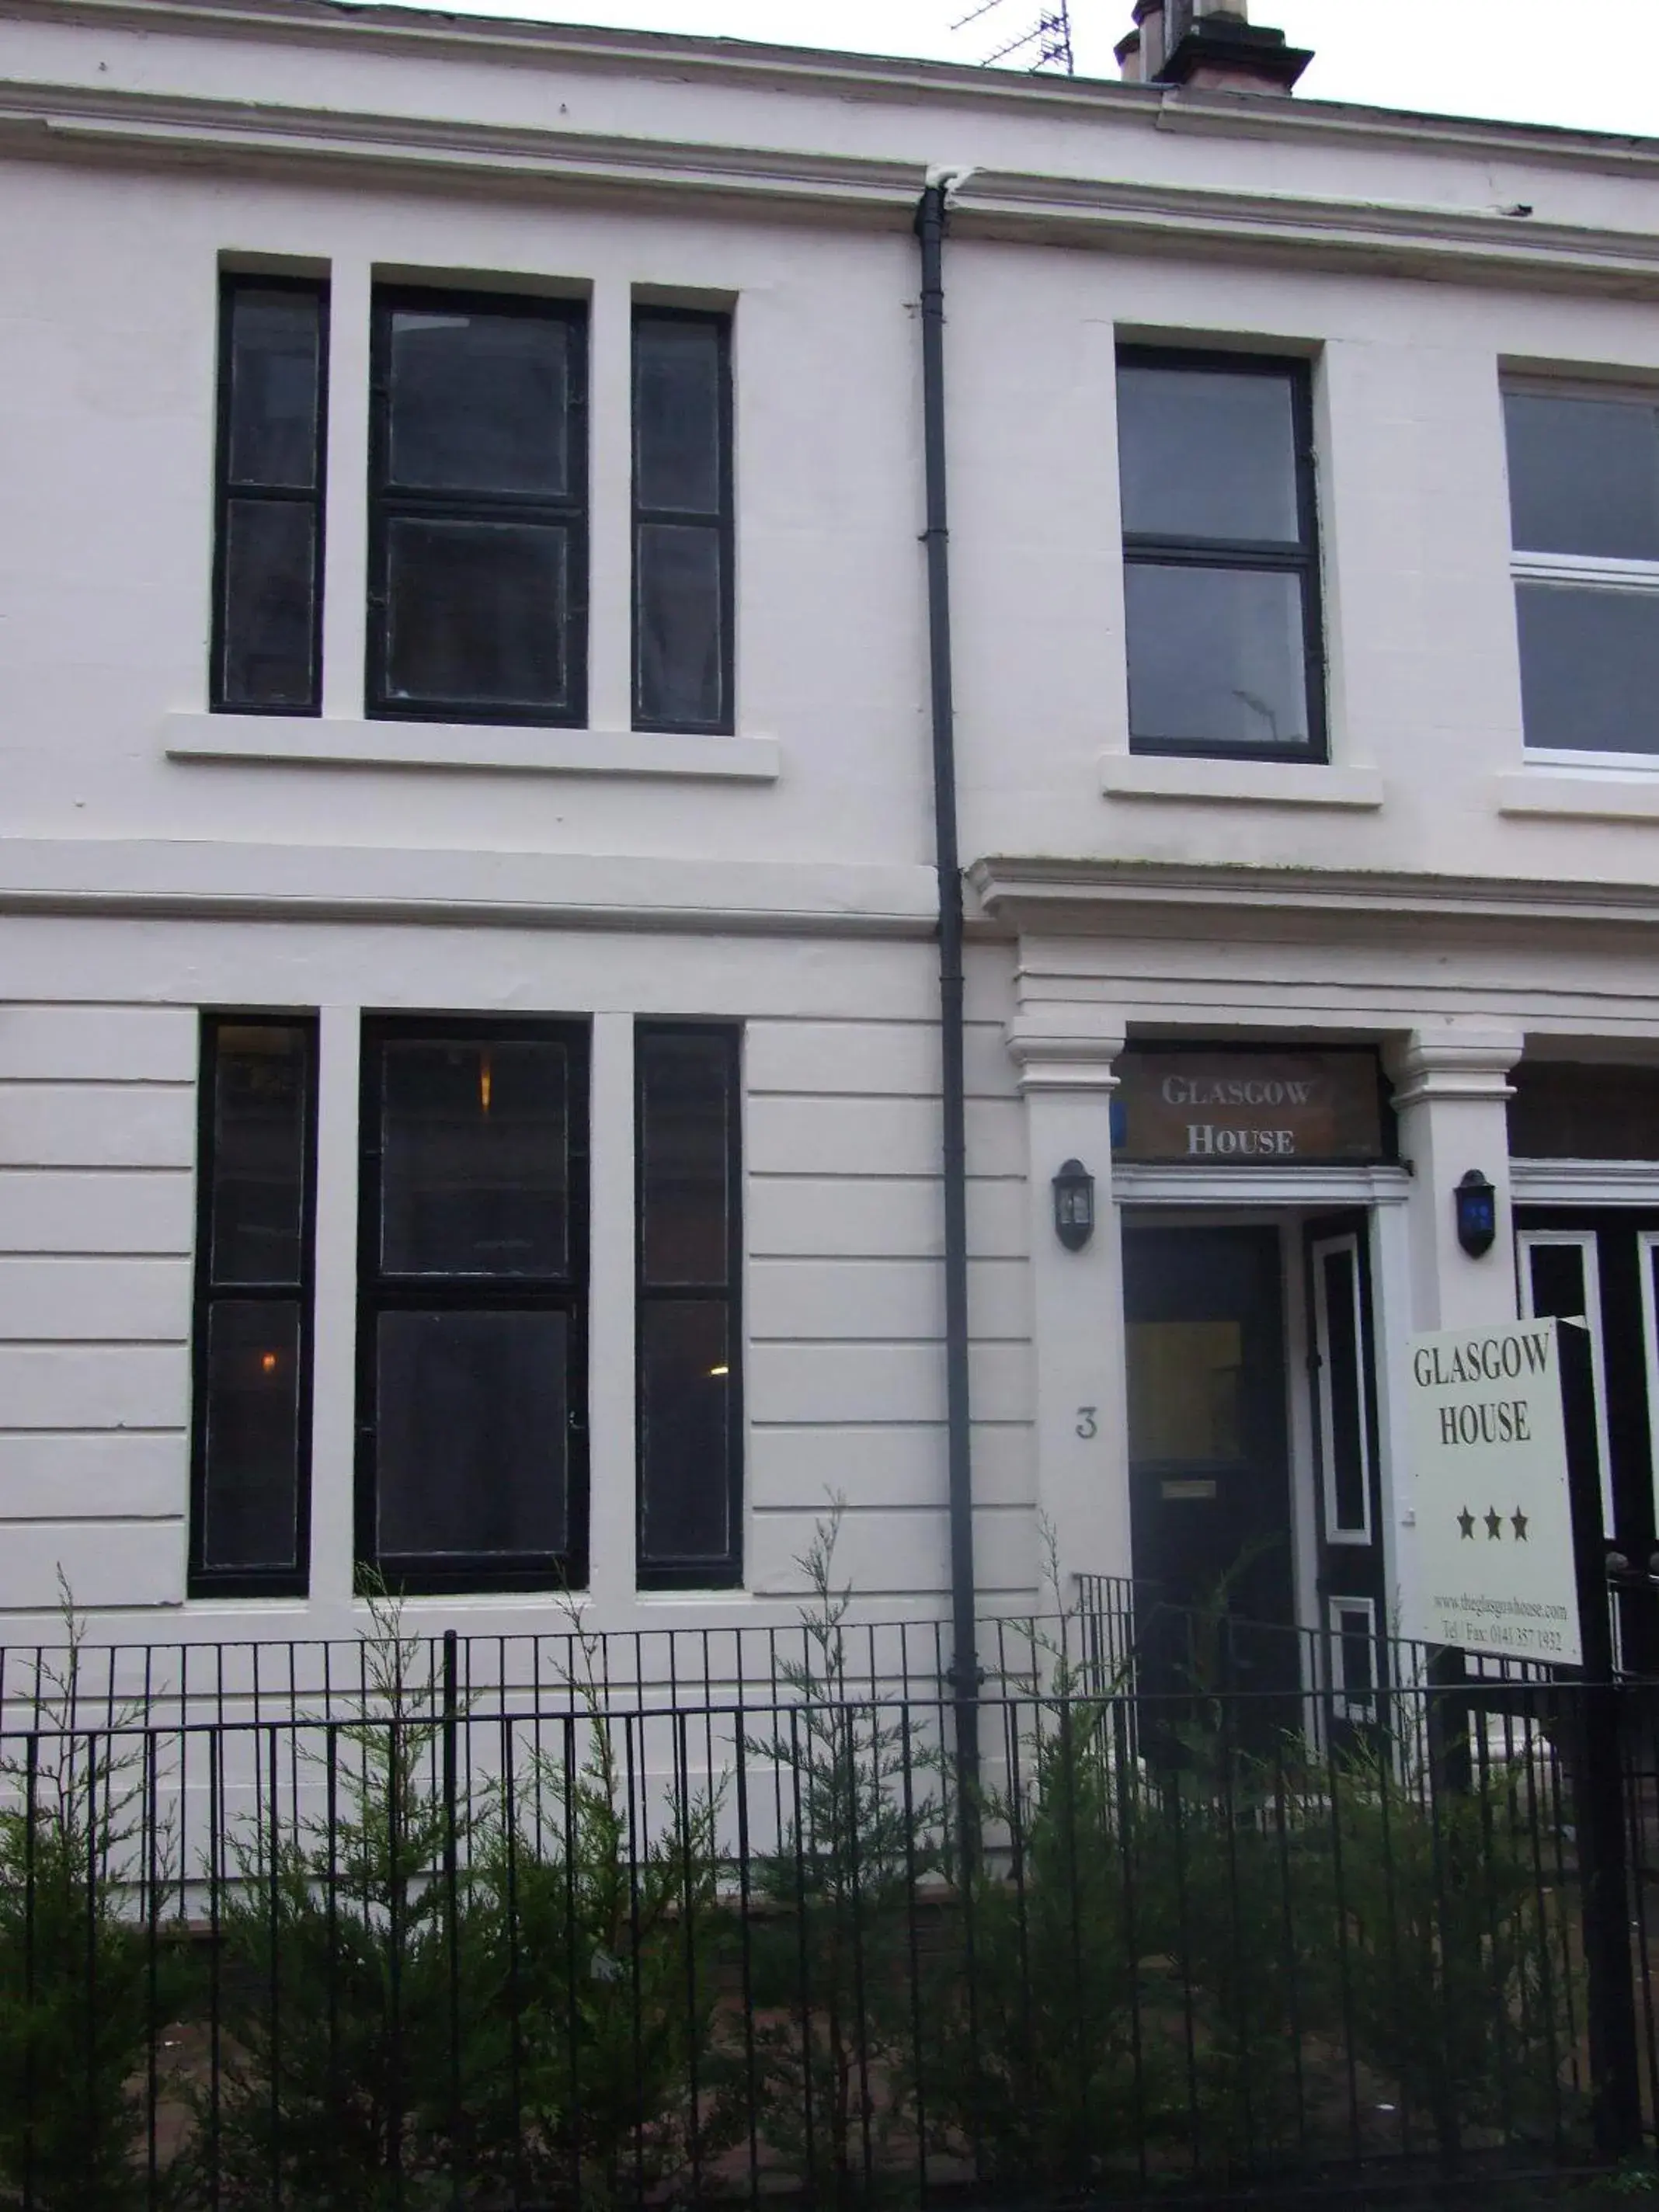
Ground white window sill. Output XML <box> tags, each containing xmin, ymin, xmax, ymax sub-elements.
<box><xmin>1494</xmin><ymin>757</ymin><xmax>1659</xmax><ymax>821</ymax></box>
<box><xmin>164</xmin><ymin>714</ymin><xmax>781</xmax><ymax>783</ymax></box>
<box><xmin>1101</xmin><ymin>753</ymin><xmax>1383</xmax><ymax>809</ymax></box>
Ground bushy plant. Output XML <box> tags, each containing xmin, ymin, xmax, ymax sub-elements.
<box><xmin>1154</xmin><ymin>1739</ymin><xmax>1332</xmax><ymax>2176</ymax></box>
<box><xmin>191</xmin><ymin>1602</ymin><xmax>501</xmax><ymax>2207</ymax></box>
<box><xmin>478</xmin><ymin>1622</ymin><xmax>736</xmax><ymax>2207</ymax></box>
<box><xmin>745</xmin><ymin>1502</ymin><xmax>943</xmax><ymax>2200</ymax></box>
<box><xmin>928</xmin><ymin>1685</ymin><xmax>1176</xmax><ymax>2193</ymax></box>
<box><xmin>1109</xmin><ymin>1547</ymin><xmax>1335</xmax><ymax>2175</ymax></box>
<box><xmin>0</xmin><ymin>1588</ymin><xmax>191</xmax><ymax>2208</ymax></box>
<box><xmin>1327</xmin><ymin>1739</ymin><xmax>1578</xmax><ymax>2167</ymax></box>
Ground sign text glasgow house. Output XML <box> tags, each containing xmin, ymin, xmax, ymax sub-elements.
<box><xmin>1115</xmin><ymin>1050</ymin><xmax>1389</xmax><ymax>1164</ymax></box>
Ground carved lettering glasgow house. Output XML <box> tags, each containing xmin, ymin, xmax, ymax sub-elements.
<box><xmin>1114</xmin><ymin>1050</ymin><xmax>1389</xmax><ymax>1163</ymax></box>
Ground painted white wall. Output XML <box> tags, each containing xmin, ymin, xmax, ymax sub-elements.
<box><xmin>0</xmin><ymin>164</ymin><xmax>931</xmax><ymax>869</ymax></box>
<box><xmin>0</xmin><ymin>922</ymin><xmax>1034</xmax><ymax>1635</ymax></box>
<box><xmin>5</xmin><ymin>5</ymin><xmax>1659</xmax><ymax>895</ymax></box>
<box><xmin>7</xmin><ymin>2</ymin><xmax>1659</xmax><ymax>1643</ymax></box>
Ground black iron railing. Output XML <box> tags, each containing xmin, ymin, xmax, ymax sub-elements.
<box><xmin>0</xmin><ymin>1594</ymin><xmax>1653</xmax><ymax>2207</ymax></box>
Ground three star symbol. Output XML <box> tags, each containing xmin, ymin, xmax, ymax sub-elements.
<box><xmin>1456</xmin><ymin>1505</ymin><xmax>1530</xmax><ymax>1541</ymax></box>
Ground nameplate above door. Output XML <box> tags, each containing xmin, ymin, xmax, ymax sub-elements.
<box><xmin>1115</xmin><ymin>1048</ymin><xmax>1389</xmax><ymax>1166</ymax></box>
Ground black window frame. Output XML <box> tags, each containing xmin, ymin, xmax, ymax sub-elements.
<box><xmin>635</xmin><ymin>1021</ymin><xmax>744</xmax><ymax>1591</ymax></box>
<box><xmin>366</xmin><ymin>284</ymin><xmax>590</xmax><ymax>729</ymax></box>
<box><xmin>356</xmin><ymin>1014</ymin><xmax>591</xmax><ymax>1595</ymax></box>
<box><xmin>1117</xmin><ymin>345</ymin><xmax>1327</xmax><ymax>764</ymax></box>
<box><xmin>631</xmin><ymin>306</ymin><xmax>736</xmax><ymax>736</ymax></box>
<box><xmin>210</xmin><ymin>272</ymin><xmax>329</xmax><ymax>718</ymax></box>
<box><xmin>188</xmin><ymin>1013</ymin><xmax>319</xmax><ymax>1599</ymax></box>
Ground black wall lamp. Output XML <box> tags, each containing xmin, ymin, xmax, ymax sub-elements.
<box><xmin>1053</xmin><ymin>1158</ymin><xmax>1095</xmax><ymax>1251</ymax></box>
<box><xmin>1455</xmin><ymin>1168</ymin><xmax>1497</xmax><ymax>1257</ymax></box>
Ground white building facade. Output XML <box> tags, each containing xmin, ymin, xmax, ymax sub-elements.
<box><xmin>5</xmin><ymin>0</ymin><xmax>1659</xmax><ymax>1687</ymax></box>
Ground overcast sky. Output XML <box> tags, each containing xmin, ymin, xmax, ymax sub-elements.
<box><xmin>358</xmin><ymin>0</ymin><xmax>1659</xmax><ymax>138</ymax></box>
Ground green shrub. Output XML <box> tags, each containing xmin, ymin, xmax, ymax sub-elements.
<box><xmin>745</xmin><ymin>1504</ymin><xmax>943</xmax><ymax>2200</ymax></box>
<box><xmin>1153</xmin><ymin>1742</ymin><xmax>1333</xmax><ymax>2176</ymax></box>
<box><xmin>476</xmin><ymin>1640</ymin><xmax>736</xmax><ymax>2207</ymax></box>
<box><xmin>928</xmin><ymin>1691</ymin><xmax>1177</xmax><ymax>2193</ymax></box>
<box><xmin>0</xmin><ymin>1595</ymin><xmax>191</xmax><ymax>2209</ymax></box>
<box><xmin>1327</xmin><ymin>1741</ymin><xmax>1579</xmax><ymax>2165</ymax></box>
<box><xmin>191</xmin><ymin>1608</ymin><xmax>500</xmax><ymax>2208</ymax></box>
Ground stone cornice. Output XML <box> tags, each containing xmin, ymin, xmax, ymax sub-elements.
<box><xmin>9</xmin><ymin>0</ymin><xmax>1659</xmax><ymax>189</ymax></box>
<box><xmin>971</xmin><ymin>857</ymin><xmax>1659</xmax><ymax>943</ymax></box>
<box><xmin>0</xmin><ymin>838</ymin><xmax>940</xmax><ymax>940</ymax></box>
<box><xmin>958</xmin><ymin>174</ymin><xmax>1659</xmax><ymax>296</ymax></box>
<box><xmin>0</xmin><ymin>0</ymin><xmax>1156</xmax><ymax>110</ymax></box>
<box><xmin>5</xmin><ymin>18</ymin><xmax>1659</xmax><ymax>292</ymax></box>
<box><xmin>0</xmin><ymin>88</ymin><xmax>926</xmax><ymax>222</ymax></box>
<box><xmin>1112</xmin><ymin>1160</ymin><xmax>1414</xmax><ymax>1207</ymax></box>
<box><xmin>7</xmin><ymin>83</ymin><xmax>1659</xmax><ymax>296</ymax></box>
<box><xmin>1511</xmin><ymin>1160</ymin><xmax>1659</xmax><ymax>1205</ymax></box>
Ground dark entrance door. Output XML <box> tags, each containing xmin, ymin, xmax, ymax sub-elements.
<box><xmin>1516</xmin><ymin>1209</ymin><xmax>1659</xmax><ymax>1676</ymax></box>
<box><xmin>1123</xmin><ymin>1224</ymin><xmax>1298</xmax><ymax>1726</ymax></box>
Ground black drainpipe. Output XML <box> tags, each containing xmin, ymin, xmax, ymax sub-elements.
<box><xmin>915</xmin><ymin>173</ymin><xmax>980</xmax><ymax>1845</ymax></box>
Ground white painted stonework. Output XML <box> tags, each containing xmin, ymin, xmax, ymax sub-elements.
<box><xmin>4</xmin><ymin>0</ymin><xmax>1659</xmax><ymax>1648</ymax></box>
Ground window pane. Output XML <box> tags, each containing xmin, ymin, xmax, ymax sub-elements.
<box><xmin>210</xmin><ymin>1024</ymin><xmax>308</xmax><ymax>1285</ymax></box>
<box><xmin>1336</xmin><ymin>1605</ymin><xmax>1376</xmax><ymax>1697</ymax></box>
<box><xmin>227</xmin><ymin>288</ymin><xmax>322</xmax><ymax>490</ymax></box>
<box><xmin>384</xmin><ymin>516</ymin><xmax>569</xmax><ymax>711</ymax></box>
<box><xmin>200</xmin><ymin>1299</ymin><xmax>301</xmax><ymax>1571</ymax></box>
<box><xmin>1504</xmin><ymin>392</ymin><xmax>1659</xmax><ymax>559</ymax></box>
<box><xmin>376</xmin><ymin>1309</ymin><xmax>568</xmax><ymax>1558</ymax></box>
<box><xmin>635</xmin><ymin>318</ymin><xmax>722</xmax><ymax>514</ymax></box>
<box><xmin>1510</xmin><ymin>1063</ymin><xmax>1659</xmax><ymax>1161</ymax></box>
<box><xmin>1126</xmin><ymin>561</ymin><xmax>1310</xmax><ymax>751</ymax></box>
<box><xmin>1527</xmin><ymin>1240</ymin><xmax>1587</xmax><ymax>1324</ymax></box>
<box><xmin>221</xmin><ymin>499</ymin><xmax>317</xmax><ymax>709</ymax></box>
<box><xmin>635</xmin><ymin>524</ymin><xmax>723</xmax><ymax>727</ymax></box>
<box><xmin>640</xmin><ymin>1031</ymin><xmax>730</xmax><ymax>1287</ymax></box>
<box><xmin>387</xmin><ymin>306</ymin><xmax>571</xmax><ymax>496</ymax></box>
<box><xmin>381</xmin><ymin>1038</ymin><xmax>569</xmax><ymax>1277</ymax></box>
<box><xmin>1126</xmin><ymin>1319</ymin><xmax>1244</xmax><ymax>1465</ymax></box>
<box><xmin>1516</xmin><ymin>582</ymin><xmax>1659</xmax><ymax>752</ymax></box>
<box><xmin>1118</xmin><ymin>365</ymin><xmax>1300</xmax><ymax>544</ymax></box>
<box><xmin>639</xmin><ymin>1301</ymin><xmax>730</xmax><ymax>1567</ymax></box>
<box><xmin>1320</xmin><ymin>1246</ymin><xmax>1366</xmax><ymax>1535</ymax></box>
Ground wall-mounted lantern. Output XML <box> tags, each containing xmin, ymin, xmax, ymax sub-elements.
<box><xmin>1052</xmin><ymin>1158</ymin><xmax>1095</xmax><ymax>1252</ymax></box>
<box><xmin>1455</xmin><ymin>1168</ymin><xmax>1497</xmax><ymax>1258</ymax></box>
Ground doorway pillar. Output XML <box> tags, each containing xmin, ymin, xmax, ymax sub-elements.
<box><xmin>1006</xmin><ymin>1007</ymin><xmax>1129</xmax><ymax>1605</ymax></box>
<box><xmin>1390</xmin><ymin>1027</ymin><xmax>1525</xmax><ymax>1332</ymax></box>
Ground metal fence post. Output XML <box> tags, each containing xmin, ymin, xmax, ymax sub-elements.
<box><xmin>1560</xmin><ymin>1319</ymin><xmax>1643</xmax><ymax>2158</ymax></box>
<box><xmin>441</xmin><ymin>1626</ymin><xmax>461</xmax><ymax>2206</ymax></box>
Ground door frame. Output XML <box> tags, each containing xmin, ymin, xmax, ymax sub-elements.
<box><xmin>1637</xmin><ymin>1229</ymin><xmax>1659</xmax><ymax>1540</ymax></box>
<box><xmin>1306</xmin><ymin>1215</ymin><xmax>1389</xmax><ymax>1716</ymax></box>
<box><xmin>1117</xmin><ymin>1200</ymin><xmax>1400</xmax><ymax>1678</ymax></box>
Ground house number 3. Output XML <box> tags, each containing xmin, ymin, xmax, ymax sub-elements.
<box><xmin>1076</xmin><ymin>1407</ymin><xmax>1098</xmax><ymax>1439</ymax></box>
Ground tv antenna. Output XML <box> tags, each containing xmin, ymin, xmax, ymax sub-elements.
<box><xmin>951</xmin><ymin>0</ymin><xmax>1074</xmax><ymax>73</ymax></box>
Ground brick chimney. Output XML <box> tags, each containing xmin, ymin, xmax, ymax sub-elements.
<box><xmin>1119</xmin><ymin>0</ymin><xmax>1313</xmax><ymax>93</ymax></box>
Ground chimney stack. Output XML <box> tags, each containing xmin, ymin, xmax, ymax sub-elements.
<box><xmin>1122</xmin><ymin>0</ymin><xmax>1313</xmax><ymax>95</ymax></box>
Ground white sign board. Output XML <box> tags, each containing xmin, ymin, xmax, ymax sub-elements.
<box><xmin>1406</xmin><ymin>1317</ymin><xmax>1581</xmax><ymax>1665</ymax></box>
